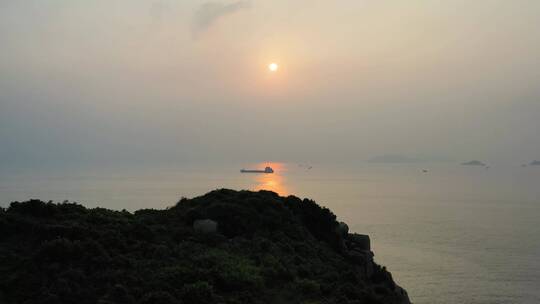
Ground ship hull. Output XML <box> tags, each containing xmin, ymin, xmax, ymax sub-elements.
<box><xmin>240</xmin><ymin>170</ymin><xmax>272</xmax><ymax>173</ymax></box>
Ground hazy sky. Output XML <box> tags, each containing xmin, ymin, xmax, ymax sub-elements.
<box><xmin>1</xmin><ymin>0</ymin><xmax>539</xmax><ymax>168</ymax></box>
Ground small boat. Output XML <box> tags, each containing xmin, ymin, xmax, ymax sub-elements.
<box><xmin>240</xmin><ymin>166</ymin><xmax>274</xmax><ymax>174</ymax></box>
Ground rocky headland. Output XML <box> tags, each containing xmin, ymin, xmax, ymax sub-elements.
<box><xmin>0</xmin><ymin>189</ymin><xmax>410</xmax><ymax>304</ymax></box>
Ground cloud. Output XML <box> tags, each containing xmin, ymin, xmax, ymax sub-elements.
<box><xmin>192</xmin><ymin>1</ymin><xmax>250</xmax><ymax>36</ymax></box>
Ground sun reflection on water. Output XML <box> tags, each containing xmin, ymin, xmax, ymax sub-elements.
<box><xmin>251</xmin><ymin>162</ymin><xmax>289</xmax><ymax>195</ymax></box>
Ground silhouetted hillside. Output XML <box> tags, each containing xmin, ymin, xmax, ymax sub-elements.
<box><xmin>0</xmin><ymin>189</ymin><xmax>410</xmax><ymax>304</ymax></box>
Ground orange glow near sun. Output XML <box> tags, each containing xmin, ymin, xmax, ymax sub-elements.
<box><xmin>268</xmin><ymin>63</ymin><xmax>279</xmax><ymax>72</ymax></box>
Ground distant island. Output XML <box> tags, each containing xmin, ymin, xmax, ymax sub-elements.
<box><xmin>461</xmin><ymin>160</ymin><xmax>487</xmax><ymax>166</ymax></box>
<box><xmin>0</xmin><ymin>189</ymin><xmax>410</xmax><ymax>304</ymax></box>
<box><xmin>529</xmin><ymin>160</ymin><xmax>540</xmax><ymax>166</ymax></box>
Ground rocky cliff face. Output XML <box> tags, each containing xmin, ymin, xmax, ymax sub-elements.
<box><xmin>0</xmin><ymin>189</ymin><xmax>410</xmax><ymax>304</ymax></box>
<box><xmin>341</xmin><ymin>231</ymin><xmax>409</xmax><ymax>304</ymax></box>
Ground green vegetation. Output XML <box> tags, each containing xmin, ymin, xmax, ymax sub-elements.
<box><xmin>0</xmin><ymin>189</ymin><xmax>409</xmax><ymax>304</ymax></box>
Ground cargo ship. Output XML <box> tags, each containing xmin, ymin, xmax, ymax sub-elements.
<box><xmin>240</xmin><ymin>166</ymin><xmax>274</xmax><ymax>174</ymax></box>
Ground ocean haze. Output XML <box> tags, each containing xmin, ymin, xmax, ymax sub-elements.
<box><xmin>1</xmin><ymin>162</ymin><xmax>539</xmax><ymax>303</ymax></box>
<box><xmin>2</xmin><ymin>0</ymin><xmax>540</xmax><ymax>168</ymax></box>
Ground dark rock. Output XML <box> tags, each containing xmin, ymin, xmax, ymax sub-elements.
<box><xmin>336</xmin><ymin>221</ymin><xmax>349</xmax><ymax>237</ymax></box>
<box><xmin>348</xmin><ymin>233</ymin><xmax>371</xmax><ymax>251</ymax></box>
<box><xmin>193</xmin><ymin>219</ymin><xmax>218</xmax><ymax>233</ymax></box>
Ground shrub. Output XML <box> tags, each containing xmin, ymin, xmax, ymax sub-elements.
<box><xmin>181</xmin><ymin>281</ymin><xmax>214</xmax><ymax>304</ymax></box>
<box><xmin>140</xmin><ymin>291</ymin><xmax>180</xmax><ymax>304</ymax></box>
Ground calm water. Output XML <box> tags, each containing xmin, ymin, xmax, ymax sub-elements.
<box><xmin>1</xmin><ymin>162</ymin><xmax>539</xmax><ymax>303</ymax></box>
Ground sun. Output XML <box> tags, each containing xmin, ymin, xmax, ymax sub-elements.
<box><xmin>268</xmin><ymin>63</ymin><xmax>279</xmax><ymax>72</ymax></box>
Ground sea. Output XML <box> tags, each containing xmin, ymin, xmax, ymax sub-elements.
<box><xmin>1</xmin><ymin>161</ymin><xmax>539</xmax><ymax>304</ymax></box>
